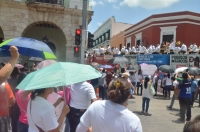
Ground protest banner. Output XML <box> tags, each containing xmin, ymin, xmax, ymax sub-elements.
<box><xmin>137</xmin><ymin>54</ymin><xmax>170</xmax><ymax>66</ymax></box>
<box><xmin>124</xmin><ymin>55</ymin><xmax>137</xmax><ymax>64</ymax></box>
<box><xmin>141</xmin><ymin>64</ymin><xmax>157</xmax><ymax>75</ymax></box>
<box><xmin>104</xmin><ymin>55</ymin><xmax>113</xmax><ymax>60</ymax></box>
<box><xmin>188</xmin><ymin>55</ymin><xmax>200</xmax><ymax>67</ymax></box>
<box><xmin>170</xmin><ymin>55</ymin><xmax>188</xmax><ymax>69</ymax></box>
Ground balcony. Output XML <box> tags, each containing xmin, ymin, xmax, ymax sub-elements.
<box><xmin>26</xmin><ymin>0</ymin><xmax>65</xmax><ymax>11</ymax></box>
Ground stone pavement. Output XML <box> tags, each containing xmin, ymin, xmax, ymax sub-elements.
<box><xmin>127</xmin><ymin>93</ymin><xmax>200</xmax><ymax>132</ymax></box>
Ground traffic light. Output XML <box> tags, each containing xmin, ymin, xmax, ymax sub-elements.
<box><xmin>75</xmin><ymin>29</ymin><xmax>81</xmax><ymax>45</ymax></box>
<box><xmin>87</xmin><ymin>32</ymin><xmax>94</xmax><ymax>48</ymax></box>
<box><xmin>74</xmin><ymin>46</ymin><xmax>80</xmax><ymax>57</ymax></box>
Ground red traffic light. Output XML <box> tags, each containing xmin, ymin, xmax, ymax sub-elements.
<box><xmin>74</xmin><ymin>46</ymin><xmax>79</xmax><ymax>52</ymax></box>
<box><xmin>76</xmin><ymin>29</ymin><xmax>81</xmax><ymax>35</ymax></box>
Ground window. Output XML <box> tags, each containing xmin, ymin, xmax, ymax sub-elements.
<box><xmin>160</xmin><ymin>26</ymin><xmax>177</xmax><ymax>44</ymax></box>
<box><xmin>119</xmin><ymin>44</ymin><xmax>122</xmax><ymax>50</ymax></box>
<box><xmin>105</xmin><ymin>33</ymin><xmax>108</xmax><ymax>40</ymax></box>
<box><xmin>126</xmin><ymin>37</ymin><xmax>131</xmax><ymax>48</ymax></box>
<box><xmin>127</xmin><ymin>43</ymin><xmax>130</xmax><ymax>49</ymax></box>
<box><xmin>99</xmin><ymin>38</ymin><xmax>101</xmax><ymax>43</ymax></box>
<box><xmin>102</xmin><ymin>35</ymin><xmax>104</xmax><ymax>42</ymax></box>
<box><xmin>162</xmin><ymin>35</ymin><xmax>174</xmax><ymax>43</ymax></box>
<box><xmin>135</xmin><ymin>32</ymin><xmax>142</xmax><ymax>46</ymax></box>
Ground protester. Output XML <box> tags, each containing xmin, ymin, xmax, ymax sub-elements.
<box><xmin>163</xmin><ymin>73</ymin><xmax>172</xmax><ymax>99</ymax></box>
<box><xmin>175</xmin><ymin>73</ymin><xmax>192</xmax><ymax>123</ymax></box>
<box><xmin>0</xmin><ymin>46</ymin><xmax>19</xmax><ymax>132</ymax></box>
<box><xmin>7</xmin><ymin>67</ymin><xmax>20</xmax><ymax>132</ymax></box>
<box><xmin>122</xmin><ymin>72</ymin><xmax>136</xmax><ymax>99</ymax></box>
<box><xmin>167</xmin><ymin>77</ymin><xmax>181</xmax><ymax>109</ymax></box>
<box><xmin>76</xmin><ymin>78</ymin><xmax>143</xmax><ymax>132</ymax></box>
<box><xmin>190</xmin><ymin>75</ymin><xmax>198</xmax><ymax>107</ymax></box>
<box><xmin>67</xmin><ymin>81</ymin><xmax>97</xmax><ymax>132</ymax></box>
<box><xmin>15</xmin><ymin>72</ymin><xmax>31</xmax><ymax>132</ymax></box>
<box><xmin>99</xmin><ymin>69</ymin><xmax>107</xmax><ymax>100</ymax></box>
<box><xmin>137</xmin><ymin>69</ymin><xmax>143</xmax><ymax>95</ymax></box>
<box><xmin>141</xmin><ymin>70</ymin><xmax>156</xmax><ymax>115</ymax></box>
<box><xmin>27</xmin><ymin>88</ymin><xmax>70</xmax><ymax>131</ymax></box>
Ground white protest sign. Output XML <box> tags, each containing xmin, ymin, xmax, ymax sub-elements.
<box><xmin>141</xmin><ymin>65</ymin><xmax>157</xmax><ymax>76</ymax></box>
<box><xmin>47</xmin><ymin>92</ymin><xmax>65</xmax><ymax>131</ymax></box>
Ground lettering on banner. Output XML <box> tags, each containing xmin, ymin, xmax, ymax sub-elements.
<box><xmin>188</xmin><ymin>55</ymin><xmax>200</xmax><ymax>67</ymax></box>
<box><xmin>137</xmin><ymin>55</ymin><xmax>163</xmax><ymax>64</ymax></box>
<box><xmin>124</xmin><ymin>55</ymin><xmax>137</xmax><ymax>64</ymax></box>
<box><xmin>95</xmin><ymin>56</ymin><xmax>104</xmax><ymax>60</ymax></box>
<box><xmin>171</xmin><ymin>55</ymin><xmax>187</xmax><ymax>63</ymax></box>
<box><xmin>104</xmin><ymin>55</ymin><xmax>113</xmax><ymax>60</ymax></box>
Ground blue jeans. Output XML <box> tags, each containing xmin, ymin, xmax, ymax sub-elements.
<box><xmin>164</xmin><ymin>85</ymin><xmax>172</xmax><ymax>98</ymax></box>
<box><xmin>99</xmin><ymin>85</ymin><xmax>107</xmax><ymax>100</ymax></box>
<box><xmin>130</xmin><ymin>88</ymin><xmax>134</xmax><ymax>95</ymax></box>
<box><xmin>64</xmin><ymin>117</ymin><xmax>70</xmax><ymax>132</ymax></box>
<box><xmin>17</xmin><ymin>121</ymin><xmax>28</xmax><ymax>132</ymax></box>
<box><xmin>142</xmin><ymin>97</ymin><xmax>150</xmax><ymax>113</ymax></box>
<box><xmin>170</xmin><ymin>94</ymin><xmax>175</xmax><ymax>107</ymax></box>
<box><xmin>131</xmin><ymin>82</ymin><xmax>136</xmax><ymax>87</ymax></box>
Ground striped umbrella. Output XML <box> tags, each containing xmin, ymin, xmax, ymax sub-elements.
<box><xmin>0</xmin><ymin>37</ymin><xmax>56</xmax><ymax>60</ymax></box>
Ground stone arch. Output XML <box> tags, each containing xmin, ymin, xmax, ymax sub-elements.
<box><xmin>21</xmin><ymin>21</ymin><xmax>67</xmax><ymax>61</ymax></box>
<box><xmin>0</xmin><ymin>26</ymin><xmax>4</xmax><ymax>43</ymax></box>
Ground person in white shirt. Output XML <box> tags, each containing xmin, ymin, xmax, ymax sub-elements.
<box><xmin>99</xmin><ymin>46</ymin><xmax>105</xmax><ymax>55</ymax></box>
<box><xmin>130</xmin><ymin>46</ymin><xmax>136</xmax><ymax>54</ymax></box>
<box><xmin>76</xmin><ymin>78</ymin><xmax>143</xmax><ymax>132</ymax></box>
<box><xmin>137</xmin><ymin>70</ymin><xmax>143</xmax><ymax>95</ymax></box>
<box><xmin>113</xmin><ymin>47</ymin><xmax>118</xmax><ymax>55</ymax></box>
<box><xmin>179</xmin><ymin>43</ymin><xmax>187</xmax><ymax>54</ymax></box>
<box><xmin>27</xmin><ymin>88</ymin><xmax>70</xmax><ymax>132</ymax></box>
<box><xmin>153</xmin><ymin>44</ymin><xmax>160</xmax><ymax>54</ymax></box>
<box><xmin>147</xmin><ymin>45</ymin><xmax>153</xmax><ymax>54</ymax></box>
<box><xmin>189</xmin><ymin>43</ymin><xmax>194</xmax><ymax>54</ymax></box>
<box><xmin>174</xmin><ymin>46</ymin><xmax>181</xmax><ymax>54</ymax></box>
<box><xmin>139</xmin><ymin>45</ymin><xmax>147</xmax><ymax>54</ymax></box>
<box><xmin>121</xmin><ymin>46</ymin><xmax>126</xmax><ymax>55</ymax></box>
<box><xmin>67</xmin><ymin>81</ymin><xmax>97</xmax><ymax>132</ymax></box>
<box><xmin>169</xmin><ymin>39</ymin><xmax>175</xmax><ymax>54</ymax></box>
<box><xmin>191</xmin><ymin>43</ymin><xmax>198</xmax><ymax>54</ymax></box>
<box><xmin>106</xmin><ymin>46</ymin><xmax>111</xmax><ymax>55</ymax></box>
<box><xmin>163</xmin><ymin>73</ymin><xmax>172</xmax><ymax>99</ymax></box>
<box><xmin>125</xmin><ymin>48</ymin><xmax>129</xmax><ymax>55</ymax></box>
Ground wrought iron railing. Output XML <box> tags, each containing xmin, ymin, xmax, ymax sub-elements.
<box><xmin>26</xmin><ymin>0</ymin><xmax>64</xmax><ymax>6</ymax></box>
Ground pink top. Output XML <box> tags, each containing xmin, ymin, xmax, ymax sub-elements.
<box><xmin>15</xmin><ymin>90</ymin><xmax>30</xmax><ymax>124</ymax></box>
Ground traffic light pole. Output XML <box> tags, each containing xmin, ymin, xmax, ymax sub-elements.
<box><xmin>80</xmin><ymin>0</ymin><xmax>87</xmax><ymax>64</ymax></box>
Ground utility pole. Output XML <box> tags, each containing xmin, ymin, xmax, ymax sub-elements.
<box><xmin>80</xmin><ymin>0</ymin><xmax>87</xmax><ymax>64</ymax></box>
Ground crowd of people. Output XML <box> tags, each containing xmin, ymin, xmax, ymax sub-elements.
<box><xmin>89</xmin><ymin>40</ymin><xmax>199</xmax><ymax>56</ymax></box>
<box><xmin>0</xmin><ymin>46</ymin><xmax>200</xmax><ymax>132</ymax></box>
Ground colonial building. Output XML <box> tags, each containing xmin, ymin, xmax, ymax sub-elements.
<box><xmin>0</xmin><ymin>0</ymin><xmax>93</xmax><ymax>62</ymax></box>
<box><xmin>124</xmin><ymin>11</ymin><xmax>200</xmax><ymax>48</ymax></box>
<box><xmin>88</xmin><ymin>16</ymin><xmax>132</xmax><ymax>52</ymax></box>
<box><xmin>110</xmin><ymin>31</ymin><xmax>125</xmax><ymax>50</ymax></box>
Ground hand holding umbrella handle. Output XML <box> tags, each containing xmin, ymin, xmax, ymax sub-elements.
<box><xmin>9</xmin><ymin>46</ymin><xmax>19</xmax><ymax>60</ymax></box>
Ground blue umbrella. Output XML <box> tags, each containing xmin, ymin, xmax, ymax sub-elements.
<box><xmin>99</xmin><ymin>64</ymin><xmax>113</xmax><ymax>69</ymax></box>
<box><xmin>0</xmin><ymin>37</ymin><xmax>56</xmax><ymax>59</ymax></box>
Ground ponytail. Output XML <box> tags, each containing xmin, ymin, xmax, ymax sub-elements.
<box><xmin>30</xmin><ymin>88</ymin><xmax>46</xmax><ymax>100</ymax></box>
<box><xmin>167</xmin><ymin>73</ymin><xmax>170</xmax><ymax>78</ymax></box>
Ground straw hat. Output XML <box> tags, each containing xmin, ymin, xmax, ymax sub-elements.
<box><xmin>122</xmin><ymin>72</ymin><xmax>130</xmax><ymax>78</ymax></box>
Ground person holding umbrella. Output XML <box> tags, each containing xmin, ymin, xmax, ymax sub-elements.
<box><xmin>27</xmin><ymin>88</ymin><xmax>70</xmax><ymax>132</ymax></box>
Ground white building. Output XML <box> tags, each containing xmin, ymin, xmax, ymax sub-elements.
<box><xmin>88</xmin><ymin>16</ymin><xmax>132</xmax><ymax>52</ymax></box>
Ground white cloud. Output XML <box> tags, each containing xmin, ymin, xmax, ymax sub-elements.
<box><xmin>89</xmin><ymin>0</ymin><xmax>97</xmax><ymax>6</ymax></box>
<box><xmin>108</xmin><ymin>0</ymin><xmax>117</xmax><ymax>2</ymax></box>
<box><xmin>113</xmin><ymin>5</ymin><xmax>120</xmax><ymax>9</ymax></box>
<box><xmin>97</xmin><ymin>22</ymin><xmax>102</xmax><ymax>26</ymax></box>
<box><xmin>120</xmin><ymin>0</ymin><xmax>180</xmax><ymax>9</ymax></box>
<box><xmin>98</xmin><ymin>1</ymin><xmax>104</xmax><ymax>5</ymax></box>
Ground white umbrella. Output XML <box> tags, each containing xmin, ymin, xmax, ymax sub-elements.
<box><xmin>175</xmin><ymin>67</ymin><xmax>188</xmax><ymax>73</ymax></box>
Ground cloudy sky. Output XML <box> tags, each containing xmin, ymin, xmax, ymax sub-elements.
<box><xmin>88</xmin><ymin>0</ymin><xmax>200</xmax><ymax>33</ymax></box>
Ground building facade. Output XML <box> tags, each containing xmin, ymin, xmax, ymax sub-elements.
<box><xmin>0</xmin><ymin>0</ymin><xmax>92</xmax><ymax>63</ymax></box>
<box><xmin>110</xmin><ymin>31</ymin><xmax>125</xmax><ymax>50</ymax></box>
<box><xmin>88</xmin><ymin>16</ymin><xmax>132</xmax><ymax>52</ymax></box>
<box><xmin>124</xmin><ymin>11</ymin><xmax>200</xmax><ymax>48</ymax></box>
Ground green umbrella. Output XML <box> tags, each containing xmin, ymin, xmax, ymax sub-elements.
<box><xmin>17</xmin><ymin>62</ymin><xmax>102</xmax><ymax>90</ymax></box>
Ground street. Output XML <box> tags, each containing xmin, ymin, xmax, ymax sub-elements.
<box><xmin>127</xmin><ymin>93</ymin><xmax>200</xmax><ymax>132</ymax></box>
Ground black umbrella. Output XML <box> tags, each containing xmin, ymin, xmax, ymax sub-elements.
<box><xmin>108</xmin><ymin>57</ymin><xmax>128</xmax><ymax>64</ymax></box>
<box><xmin>158</xmin><ymin>65</ymin><xmax>174</xmax><ymax>73</ymax></box>
<box><xmin>184</xmin><ymin>67</ymin><xmax>200</xmax><ymax>75</ymax></box>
